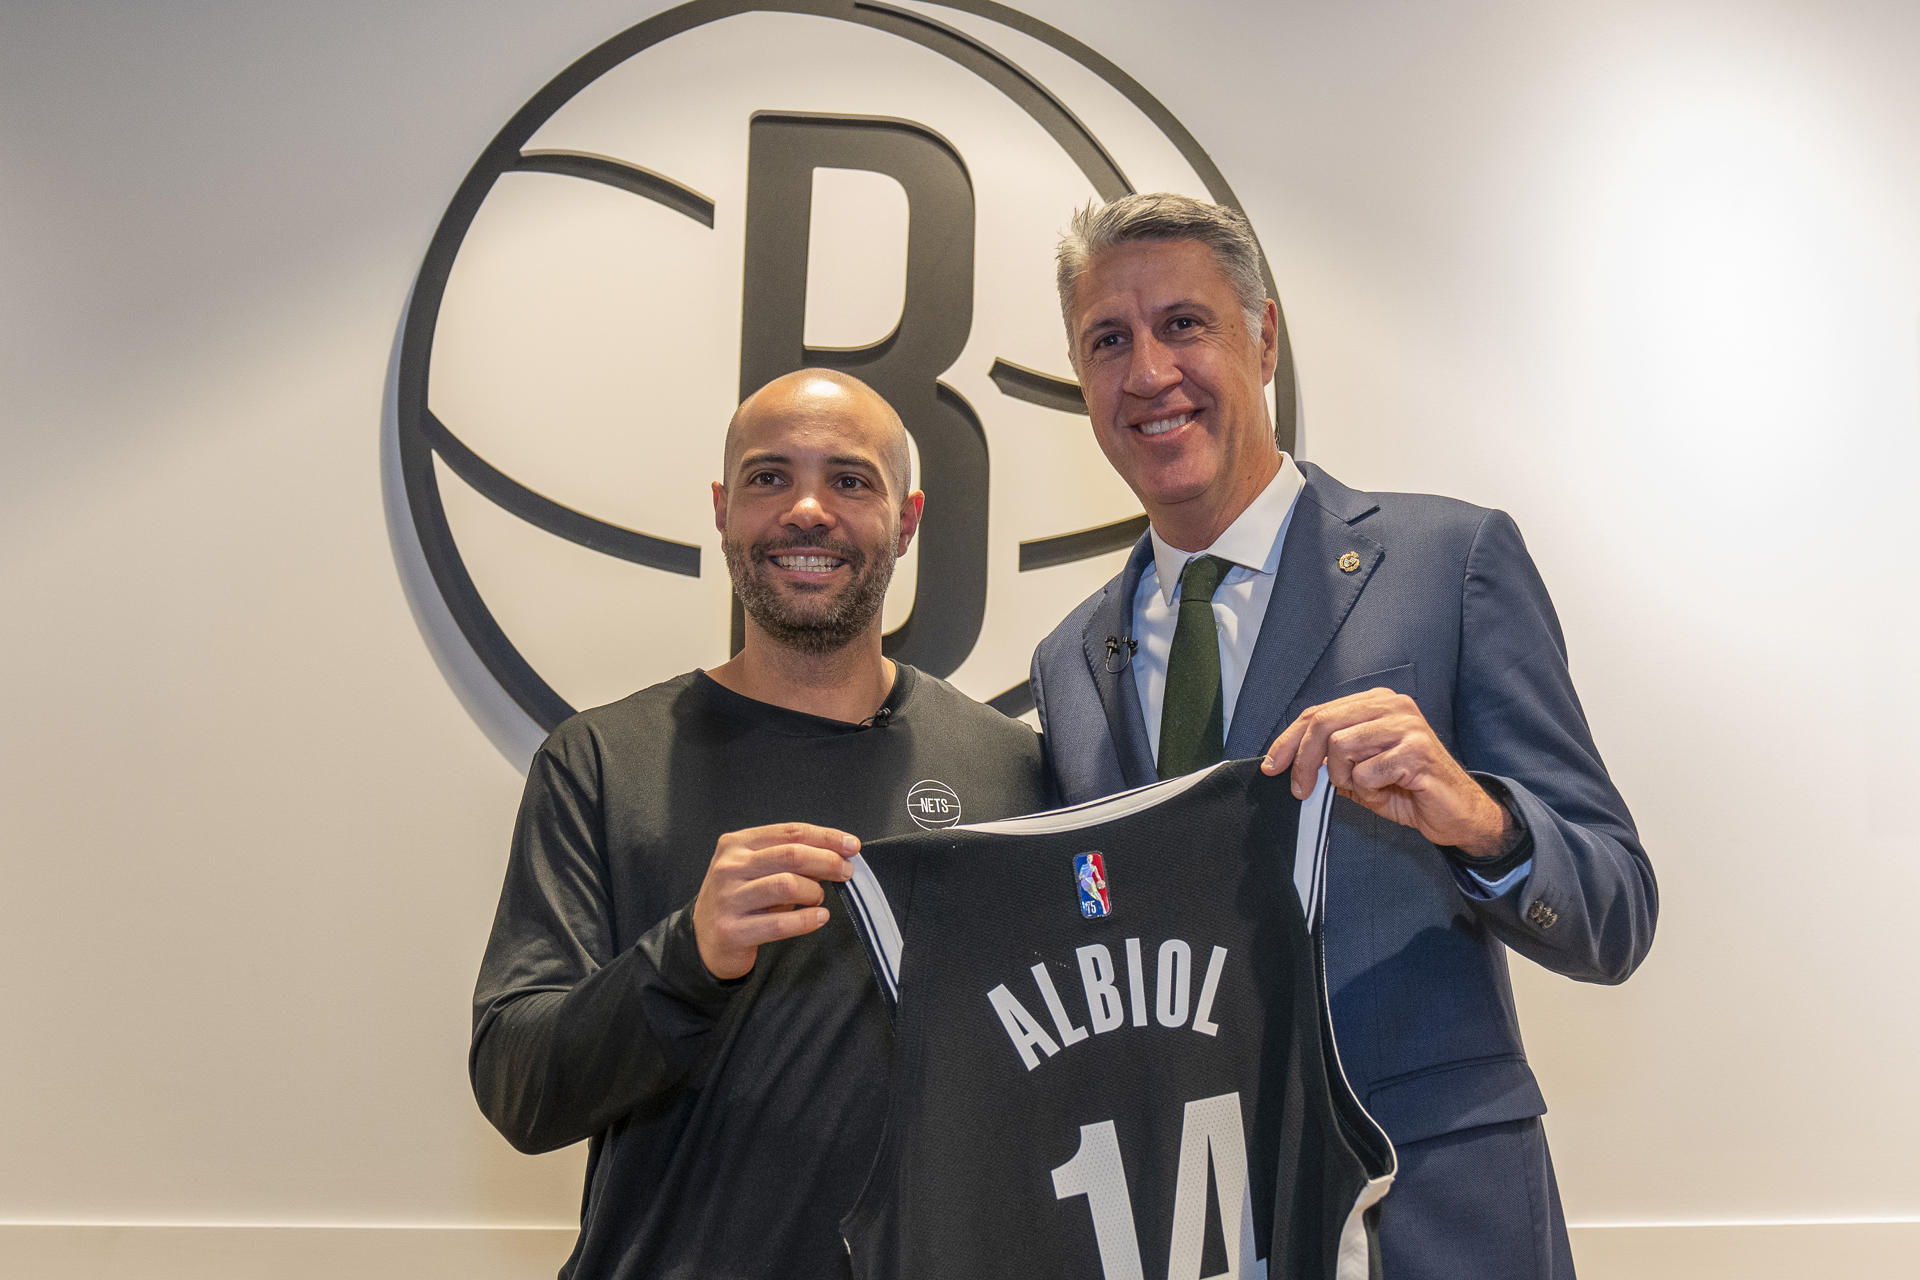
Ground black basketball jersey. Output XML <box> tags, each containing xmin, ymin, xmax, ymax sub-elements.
<box><xmin>838</xmin><ymin>758</ymin><xmax>1395</xmax><ymax>1280</ymax></box>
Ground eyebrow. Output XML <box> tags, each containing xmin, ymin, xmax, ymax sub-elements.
<box><xmin>736</xmin><ymin>450</ymin><xmax>883</xmax><ymax>475</ymax></box>
<box><xmin>1078</xmin><ymin>298</ymin><xmax>1220</xmax><ymax>340</ymax></box>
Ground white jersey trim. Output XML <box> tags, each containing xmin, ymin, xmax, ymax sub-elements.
<box><xmin>1294</xmin><ymin>764</ymin><xmax>1333</xmax><ymax>928</ymax></box>
<box><xmin>1310</xmin><ymin>798</ymin><xmax>1398</xmax><ymax>1277</ymax></box>
<box><xmin>843</xmin><ymin>853</ymin><xmax>904</xmax><ymax>1004</ymax></box>
<box><xmin>1336</xmin><ymin>1170</ymin><xmax>1396</xmax><ymax>1280</ymax></box>
<box><xmin>953</xmin><ymin>760</ymin><xmax>1228</xmax><ymax>835</ymax></box>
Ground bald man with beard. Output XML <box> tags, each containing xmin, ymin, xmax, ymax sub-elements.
<box><xmin>471</xmin><ymin>371</ymin><xmax>1049</xmax><ymax>1280</ymax></box>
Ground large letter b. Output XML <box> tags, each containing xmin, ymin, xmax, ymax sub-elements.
<box><xmin>739</xmin><ymin>112</ymin><xmax>986</xmax><ymax>678</ymax></box>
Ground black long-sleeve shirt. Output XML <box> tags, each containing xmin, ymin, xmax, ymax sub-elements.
<box><xmin>471</xmin><ymin>666</ymin><xmax>1050</xmax><ymax>1280</ymax></box>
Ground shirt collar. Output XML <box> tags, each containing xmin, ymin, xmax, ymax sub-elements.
<box><xmin>1148</xmin><ymin>454</ymin><xmax>1305</xmax><ymax>605</ymax></box>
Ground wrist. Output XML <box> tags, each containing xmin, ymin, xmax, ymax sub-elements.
<box><xmin>1456</xmin><ymin>791</ymin><xmax>1511</xmax><ymax>859</ymax></box>
<box><xmin>1440</xmin><ymin>776</ymin><xmax>1533</xmax><ymax>873</ymax></box>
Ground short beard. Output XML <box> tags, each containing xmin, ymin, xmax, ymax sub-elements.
<box><xmin>722</xmin><ymin>533</ymin><xmax>898</xmax><ymax>656</ymax></box>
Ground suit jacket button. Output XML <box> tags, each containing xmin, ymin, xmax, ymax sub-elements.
<box><xmin>1527</xmin><ymin>900</ymin><xmax>1559</xmax><ymax>930</ymax></box>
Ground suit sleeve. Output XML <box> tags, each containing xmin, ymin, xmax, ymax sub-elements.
<box><xmin>1450</xmin><ymin>509</ymin><xmax>1658</xmax><ymax>984</ymax></box>
<box><xmin>469</xmin><ymin>742</ymin><xmax>736</xmax><ymax>1154</ymax></box>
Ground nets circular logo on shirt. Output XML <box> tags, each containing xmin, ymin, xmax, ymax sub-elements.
<box><xmin>905</xmin><ymin>779</ymin><xmax>965</xmax><ymax>830</ymax></box>
<box><xmin>387</xmin><ymin>0</ymin><xmax>1292</xmax><ymax>745</ymax></box>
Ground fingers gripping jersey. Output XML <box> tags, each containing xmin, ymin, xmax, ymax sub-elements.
<box><xmin>838</xmin><ymin>759</ymin><xmax>1395</xmax><ymax>1280</ymax></box>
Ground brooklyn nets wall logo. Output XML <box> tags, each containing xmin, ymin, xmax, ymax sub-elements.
<box><xmin>385</xmin><ymin>0</ymin><xmax>1294</xmax><ymax>756</ymax></box>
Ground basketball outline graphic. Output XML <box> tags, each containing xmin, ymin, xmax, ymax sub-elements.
<box><xmin>385</xmin><ymin>0</ymin><xmax>1294</xmax><ymax>755</ymax></box>
<box><xmin>905</xmin><ymin>778</ymin><xmax>964</xmax><ymax>830</ymax></box>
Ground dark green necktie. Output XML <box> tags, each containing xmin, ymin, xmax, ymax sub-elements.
<box><xmin>1157</xmin><ymin>555</ymin><xmax>1232</xmax><ymax>779</ymax></box>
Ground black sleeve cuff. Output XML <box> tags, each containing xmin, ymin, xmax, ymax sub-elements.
<box><xmin>1439</xmin><ymin>775</ymin><xmax>1534</xmax><ymax>879</ymax></box>
<box><xmin>639</xmin><ymin>902</ymin><xmax>747</xmax><ymax>1010</ymax></box>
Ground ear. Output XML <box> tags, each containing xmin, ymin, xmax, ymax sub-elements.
<box><xmin>1258</xmin><ymin>298</ymin><xmax>1280</xmax><ymax>385</ymax></box>
<box><xmin>896</xmin><ymin>490</ymin><xmax>926</xmax><ymax>555</ymax></box>
<box><xmin>711</xmin><ymin>480</ymin><xmax>728</xmax><ymax>535</ymax></box>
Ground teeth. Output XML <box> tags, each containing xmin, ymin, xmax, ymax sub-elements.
<box><xmin>773</xmin><ymin>554</ymin><xmax>841</xmax><ymax>571</ymax></box>
<box><xmin>1138</xmin><ymin>412</ymin><xmax>1193</xmax><ymax>437</ymax></box>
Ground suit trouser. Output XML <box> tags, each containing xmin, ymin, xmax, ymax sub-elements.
<box><xmin>1374</xmin><ymin>1117</ymin><xmax>1576</xmax><ymax>1279</ymax></box>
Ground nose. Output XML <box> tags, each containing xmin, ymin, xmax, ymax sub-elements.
<box><xmin>1122</xmin><ymin>333</ymin><xmax>1180</xmax><ymax>399</ymax></box>
<box><xmin>782</xmin><ymin>486</ymin><xmax>834</xmax><ymax>531</ymax></box>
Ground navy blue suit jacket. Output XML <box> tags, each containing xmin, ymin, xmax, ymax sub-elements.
<box><xmin>1031</xmin><ymin>462</ymin><xmax>1657</xmax><ymax>1150</ymax></box>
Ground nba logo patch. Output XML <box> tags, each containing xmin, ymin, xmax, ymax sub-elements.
<box><xmin>1074</xmin><ymin>852</ymin><xmax>1111</xmax><ymax>919</ymax></box>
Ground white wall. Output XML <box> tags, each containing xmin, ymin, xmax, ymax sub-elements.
<box><xmin>3</xmin><ymin>2</ymin><xmax>1914</xmax><ymax>1276</ymax></box>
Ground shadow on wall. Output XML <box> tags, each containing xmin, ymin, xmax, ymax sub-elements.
<box><xmin>381</xmin><ymin>287</ymin><xmax>548</xmax><ymax>773</ymax></box>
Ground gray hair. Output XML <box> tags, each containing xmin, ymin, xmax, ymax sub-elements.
<box><xmin>1056</xmin><ymin>193</ymin><xmax>1269</xmax><ymax>356</ymax></box>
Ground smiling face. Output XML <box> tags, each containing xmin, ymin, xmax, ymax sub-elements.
<box><xmin>1069</xmin><ymin>238</ymin><xmax>1282</xmax><ymax>550</ymax></box>
<box><xmin>713</xmin><ymin>372</ymin><xmax>923</xmax><ymax>656</ymax></box>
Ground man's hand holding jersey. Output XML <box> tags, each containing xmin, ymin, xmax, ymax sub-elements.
<box><xmin>1261</xmin><ymin>686</ymin><xmax>1510</xmax><ymax>859</ymax></box>
<box><xmin>692</xmin><ymin>823</ymin><xmax>862</xmax><ymax>979</ymax></box>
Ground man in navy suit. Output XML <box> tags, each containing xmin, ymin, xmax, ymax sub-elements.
<box><xmin>1030</xmin><ymin>193</ymin><xmax>1657</xmax><ymax>1278</ymax></box>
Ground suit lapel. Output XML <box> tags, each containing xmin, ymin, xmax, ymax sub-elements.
<box><xmin>1225</xmin><ymin>464</ymin><xmax>1384</xmax><ymax>756</ymax></box>
<box><xmin>1081</xmin><ymin>537</ymin><xmax>1159</xmax><ymax>788</ymax></box>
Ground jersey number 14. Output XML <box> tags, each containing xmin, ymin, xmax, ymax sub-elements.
<box><xmin>1050</xmin><ymin>1091</ymin><xmax>1264</xmax><ymax>1280</ymax></box>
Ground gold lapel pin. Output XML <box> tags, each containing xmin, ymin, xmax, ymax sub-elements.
<box><xmin>1338</xmin><ymin>551</ymin><xmax>1361</xmax><ymax>573</ymax></box>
